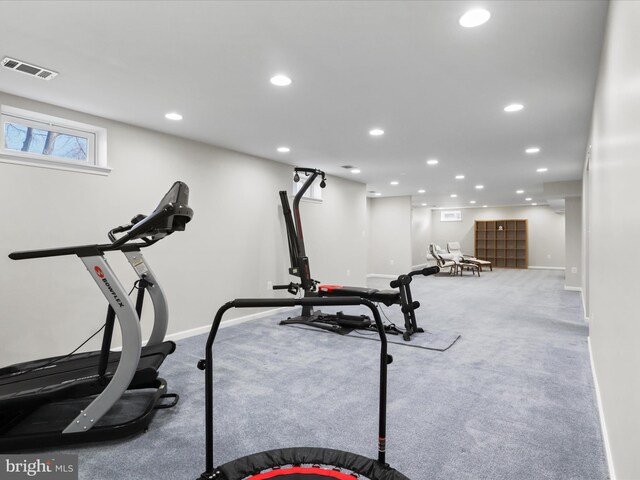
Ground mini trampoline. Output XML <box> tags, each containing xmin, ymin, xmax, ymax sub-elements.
<box><xmin>197</xmin><ymin>297</ymin><xmax>410</xmax><ymax>480</ymax></box>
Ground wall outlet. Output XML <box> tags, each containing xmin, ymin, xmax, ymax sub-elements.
<box><xmin>571</xmin><ymin>267</ymin><xmax>577</xmax><ymax>274</ymax></box>
<box><xmin>389</xmin><ymin>259</ymin><xmax>395</xmax><ymax>265</ymax></box>
<box><xmin>267</xmin><ymin>281</ymin><xmax>273</xmax><ymax>290</ymax></box>
<box><xmin>346</xmin><ymin>269</ymin><xmax>351</xmax><ymax>277</ymax></box>
<box><xmin>547</xmin><ymin>254</ymin><xmax>551</xmax><ymax>259</ymax></box>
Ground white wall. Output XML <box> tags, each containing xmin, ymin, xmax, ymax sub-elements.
<box><xmin>564</xmin><ymin>197</ymin><xmax>582</xmax><ymax>289</ymax></box>
<box><xmin>411</xmin><ymin>206</ymin><xmax>431</xmax><ymax>267</ymax></box>
<box><xmin>429</xmin><ymin>205</ymin><xmax>565</xmax><ymax>268</ymax></box>
<box><xmin>297</xmin><ymin>176</ymin><xmax>368</xmax><ymax>285</ymax></box>
<box><xmin>0</xmin><ymin>92</ymin><xmax>367</xmax><ymax>366</ymax></box>
<box><xmin>582</xmin><ymin>159</ymin><xmax>591</xmax><ymax>318</ymax></box>
<box><xmin>587</xmin><ymin>1</ymin><xmax>640</xmax><ymax>478</ymax></box>
<box><xmin>367</xmin><ymin>196</ymin><xmax>412</xmax><ymax>275</ymax></box>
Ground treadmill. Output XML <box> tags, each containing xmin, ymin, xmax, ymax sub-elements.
<box><xmin>0</xmin><ymin>181</ymin><xmax>193</xmax><ymax>451</ymax></box>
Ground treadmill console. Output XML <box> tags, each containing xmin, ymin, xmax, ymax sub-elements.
<box><xmin>127</xmin><ymin>181</ymin><xmax>193</xmax><ymax>241</ymax></box>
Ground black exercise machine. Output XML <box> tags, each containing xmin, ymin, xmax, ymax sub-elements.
<box><xmin>196</xmin><ymin>296</ymin><xmax>409</xmax><ymax>480</ymax></box>
<box><xmin>0</xmin><ymin>181</ymin><xmax>193</xmax><ymax>450</ymax></box>
<box><xmin>275</xmin><ymin>167</ymin><xmax>439</xmax><ymax>341</ymax></box>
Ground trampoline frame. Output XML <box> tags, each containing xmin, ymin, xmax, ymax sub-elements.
<box><xmin>198</xmin><ymin>296</ymin><xmax>393</xmax><ymax>480</ymax></box>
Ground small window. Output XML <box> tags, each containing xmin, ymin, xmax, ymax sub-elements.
<box><xmin>0</xmin><ymin>105</ymin><xmax>109</xmax><ymax>175</ymax></box>
<box><xmin>441</xmin><ymin>210</ymin><xmax>462</xmax><ymax>222</ymax></box>
<box><xmin>293</xmin><ymin>172</ymin><xmax>323</xmax><ymax>202</ymax></box>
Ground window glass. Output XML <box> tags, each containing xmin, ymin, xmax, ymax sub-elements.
<box><xmin>4</xmin><ymin>121</ymin><xmax>89</xmax><ymax>161</ymax></box>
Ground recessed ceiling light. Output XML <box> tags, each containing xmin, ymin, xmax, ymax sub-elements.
<box><xmin>537</xmin><ymin>167</ymin><xmax>548</xmax><ymax>173</ymax></box>
<box><xmin>369</xmin><ymin>128</ymin><xmax>384</xmax><ymax>136</ymax></box>
<box><xmin>450</xmin><ymin>194</ymin><xmax>457</xmax><ymax>198</ymax></box>
<box><xmin>165</xmin><ymin>112</ymin><xmax>183</xmax><ymax>121</ymax></box>
<box><xmin>351</xmin><ymin>169</ymin><xmax>361</xmax><ymax>174</ymax></box>
<box><xmin>426</xmin><ymin>159</ymin><xmax>439</xmax><ymax>165</ymax></box>
<box><xmin>374</xmin><ymin>192</ymin><xmax>382</xmax><ymax>196</ymax></box>
<box><xmin>475</xmin><ymin>185</ymin><xmax>484</xmax><ymax>189</ymax></box>
<box><xmin>270</xmin><ymin>74</ymin><xmax>292</xmax><ymax>86</ymax></box>
<box><xmin>516</xmin><ymin>190</ymin><xmax>524</xmax><ymax>194</ymax></box>
<box><xmin>418</xmin><ymin>189</ymin><xmax>426</xmax><ymax>194</ymax></box>
<box><xmin>470</xmin><ymin>200</ymin><xmax>476</xmax><ymax>204</ymax></box>
<box><xmin>455</xmin><ymin>175</ymin><xmax>465</xmax><ymax>180</ymax></box>
<box><xmin>483</xmin><ymin>205</ymin><xmax>488</xmax><ymax>208</ymax></box>
<box><xmin>277</xmin><ymin>146</ymin><xmax>290</xmax><ymax>153</ymax></box>
<box><xmin>525</xmin><ymin>147</ymin><xmax>540</xmax><ymax>154</ymax></box>
<box><xmin>525</xmin><ymin>197</ymin><xmax>532</xmax><ymax>201</ymax></box>
<box><xmin>459</xmin><ymin>8</ymin><xmax>491</xmax><ymax>28</ymax></box>
<box><xmin>421</xmin><ymin>203</ymin><xmax>427</xmax><ymax>206</ymax></box>
<box><xmin>532</xmin><ymin>203</ymin><xmax>538</xmax><ymax>206</ymax></box>
<box><xmin>390</xmin><ymin>181</ymin><xmax>399</xmax><ymax>185</ymax></box>
<box><xmin>504</xmin><ymin>103</ymin><xmax>524</xmax><ymax>112</ymax></box>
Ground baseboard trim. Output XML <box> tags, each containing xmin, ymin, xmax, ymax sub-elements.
<box><xmin>583</xmin><ymin>298</ymin><xmax>589</xmax><ymax>322</ymax></box>
<box><xmin>528</xmin><ymin>266</ymin><xmax>566</xmax><ymax>270</ymax></box>
<box><xmin>163</xmin><ymin>307</ymin><xmax>293</xmax><ymax>342</ymax></box>
<box><xmin>366</xmin><ymin>274</ymin><xmax>397</xmax><ymax>279</ymax></box>
<box><xmin>588</xmin><ymin>337</ymin><xmax>616</xmax><ymax>480</ymax></box>
<box><xmin>114</xmin><ymin>306</ymin><xmax>293</xmax><ymax>352</ymax></box>
<box><xmin>581</xmin><ymin>287</ymin><xmax>589</xmax><ymax>322</ymax></box>
<box><xmin>564</xmin><ymin>287</ymin><xmax>588</xmax><ymax>322</ymax></box>
<box><xmin>564</xmin><ymin>286</ymin><xmax>582</xmax><ymax>292</ymax></box>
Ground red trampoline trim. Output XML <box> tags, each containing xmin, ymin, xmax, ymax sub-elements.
<box><xmin>248</xmin><ymin>465</ymin><xmax>358</xmax><ymax>479</ymax></box>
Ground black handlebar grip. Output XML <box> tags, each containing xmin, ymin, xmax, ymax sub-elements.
<box><xmin>272</xmin><ymin>284</ymin><xmax>291</xmax><ymax>290</ymax></box>
<box><xmin>401</xmin><ymin>301</ymin><xmax>420</xmax><ymax>314</ymax></box>
<box><xmin>390</xmin><ymin>275</ymin><xmax>412</xmax><ymax>289</ymax></box>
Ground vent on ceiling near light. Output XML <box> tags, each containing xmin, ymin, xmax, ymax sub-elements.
<box><xmin>341</xmin><ymin>165</ymin><xmax>355</xmax><ymax>169</ymax></box>
<box><xmin>2</xmin><ymin>57</ymin><xmax>58</xmax><ymax>80</ymax></box>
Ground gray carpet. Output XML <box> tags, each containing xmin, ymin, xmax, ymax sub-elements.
<box><xmin>51</xmin><ymin>269</ymin><xmax>608</xmax><ymax>479</ymax></box>
<box><xmin>285</xmin><ymin>321</ymin><xmax>461</xmax><ymax>351</ymax></box>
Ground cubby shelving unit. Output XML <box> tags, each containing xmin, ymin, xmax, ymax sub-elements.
<box><xmin>474</xmin><ymin>219</ymin><xmax>528</xmax><ymax>268</ymax></box>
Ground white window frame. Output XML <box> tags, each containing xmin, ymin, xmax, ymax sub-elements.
<box><xmin>292</xmin><ymin>173</ymin><xmax>323</xmax><ymax>203</ymax></box>
<box><xmin>0</xmin><ymin>105</ymin><xmax>109</xmax><ymax>175</ymax></box>
<box><xmin>441</xmin><ymin>210</ymin><xmax>462</xmax><ymax>222</ymax></box>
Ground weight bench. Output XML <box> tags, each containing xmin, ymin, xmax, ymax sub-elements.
<box><xmin>278</xmin><ymin>267</ymin><xmax>439</xmax><ymax>341</ymax></box>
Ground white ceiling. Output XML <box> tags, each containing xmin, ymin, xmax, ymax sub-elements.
<box><xmin>0</xmin><ymin>1</ymin><xmax>608</xmax><ymax>208</ymax></box>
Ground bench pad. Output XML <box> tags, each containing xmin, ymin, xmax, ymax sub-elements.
<box><xmin>319</xmin><ymin>285</ymin><xmax>400</xmax><ymax>307</ymax></box>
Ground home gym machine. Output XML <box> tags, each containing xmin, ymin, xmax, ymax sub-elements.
<box><xmin>0</xmin><ymin>181</ymin><xmax>193</xmax><ymax>450</ymax></box>
<box><xmin>197</xmin><ymin>296</ymin><xmax>409</xmax><ymax>480</ymax></box>
<box><xmin>274</xmin><ymin>167</ymin><xmax>439</xmax><ymax>341</ymax></box>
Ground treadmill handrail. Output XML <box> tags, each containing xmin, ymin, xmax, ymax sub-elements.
<box><xmin>8</xmin><ymin>242</ymin><xmax>149</xmax><ymax>260</ymax></box>
<box><xmin>8</xmin><ymin>201</ymin><xmax>191</xmax><ymax>261</ymax></box>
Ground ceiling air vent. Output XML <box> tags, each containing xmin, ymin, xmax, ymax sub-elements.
<box><xmin>2</xmin><ymin>57</ymin><xmax>58</xmax><ymax>80</ymax></box>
